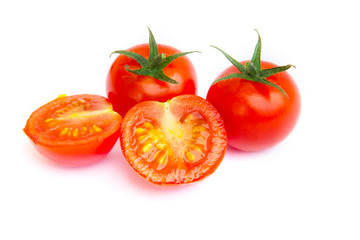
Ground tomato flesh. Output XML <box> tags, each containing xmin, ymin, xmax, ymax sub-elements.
<box><xmin>206</xmin><ymin>61</ymin><xmax>301</xmax><ymax>151</ymax></box>
<box><xmin>24</xmin><ymin>94</ymin><xmax>122</xmax><ymax>166</ymax></box>
<box><xmin>120</xmin><ymin>95</ymin><xmax>227</xmax><ymax>185</ymax></box>
<box><xmin>106</xmin><ymin>43</ymin><xmax>197</xmax><ymax>117</ymax></box>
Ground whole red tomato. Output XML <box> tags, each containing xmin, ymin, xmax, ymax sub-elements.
<box><xmin>106</xmin><ymin>28</ymin><xmax>197</xmax><ymax>117</ymax></box>
<box><xmin>206</xmin><ymin>31</ymin><xmax>301</xmax><ymax>151</ymax></box>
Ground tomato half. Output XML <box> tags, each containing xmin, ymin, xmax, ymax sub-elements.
<box><xmin>106</xmin><ymin>43</ymin><xmax>197</xmax><ymax>117</ymax></box>
<box><xmin>24</xmin><ymin>94</ymin><xmax>122</xmax><ymax>167</ymax></box>
<box><xmin>120</xmin><ymin>95</ymin><xmax>227</xmax><ymax>185</ymax></box>
<box><xmin>206</xmin><ymin>61</ymin><xmax>301</xmax><ymax>151</ymax></box>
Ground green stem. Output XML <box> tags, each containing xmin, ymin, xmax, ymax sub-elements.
<box><xmin>211</xmin><ymin>30</ymin><xmax>294</xmax><ymax>98</ymax></box>
<box><xmin>110</xmin><ymin>27</ymin><xmax>199</xmax><ymax>84</ymax></box>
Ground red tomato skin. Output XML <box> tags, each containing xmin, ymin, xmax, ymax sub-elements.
<box><xmin>106</xmin><ymin>43</ymin><xmax>197</xmax><ymax>117</ymax></box>
<box><xmin>25</xmin><ymin>129</ymin><xmax>120</xmax><ymax>167</ymax></box>
<box><xmin>206</xmin><ymin>61</ymin><xmax>301</xmax><ymax>151</ymax></box>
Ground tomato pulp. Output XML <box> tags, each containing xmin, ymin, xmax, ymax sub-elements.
<box><xmin>24</xmin><ymin>94</ymin><xmax>122</xmax><ymax>166</ymax></box>
<box><xmin>120</xmin><ymin>95</ymin><xmax>227</xmax><ymax>185</ymax></box>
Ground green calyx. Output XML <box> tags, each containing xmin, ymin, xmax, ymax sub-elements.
<box><xmin>110</xmin><ymin>27</ymin><xmax>199</xmax><ymax>84</ymax></box>
<box><xmin>211</xmin><ymin>30</ymin><xmax>294</xmax><ymax>97</ymax></box>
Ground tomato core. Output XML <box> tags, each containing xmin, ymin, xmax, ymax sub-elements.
<box><xmin>132</xmin><ymin>108</ymin><xmax>211</xmax><ymax>171</ymax></box>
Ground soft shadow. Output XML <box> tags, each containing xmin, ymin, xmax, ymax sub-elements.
<box><xmin>224</xmin><ymin>144</ymin><xmax>277</xmax><ymax>160</ymax></box>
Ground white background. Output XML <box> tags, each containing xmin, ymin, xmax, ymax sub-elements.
<box><xmin>1</xmin><ymin>0</ymin><xmax>359</xmax><ymax>239</ymax></box>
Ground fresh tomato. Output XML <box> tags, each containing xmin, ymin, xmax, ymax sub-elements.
<box><xmin>106</xmin><ymin>28</ymin><xmax>197</xmax><ymax>117</ymax></box>
<box><xmin>24</xmin><ymin>94</ymin><xmax>122</xmax><ymax>167</ymax></box>
<box><xmin>120</xmin><ymin>95</ymin><xmax>227</xmax><ymax>185</ymax></box>
<box><xmin>206</xmin><ymin>31</ymin><xmax>301</xmax><ymax>151</ymax></box>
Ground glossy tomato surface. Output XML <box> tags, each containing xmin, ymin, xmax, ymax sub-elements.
<box><xmin>24</xmin><ymin>94</ymin><xmax>122</xmax><ymax>166</ymax></box>
<box><xmin>206</xmin><ymin>61</ymin><xmax>301</xmax><ymax>151</ymax></box>
<box><xmin>106</xmin><ymin>43</ymin><xmax>197</xmax><ymax>117</ymax></box>
<box><xmin>120</xmin><ymin>95</ymin><xmax>227</xmax><ymax>185</ymax></box>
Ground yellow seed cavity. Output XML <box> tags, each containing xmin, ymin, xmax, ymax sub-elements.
<box><xmin>157</xmin><ymin>153</ymin><xmax>169</xmax><ymax>170</ymax></box>
<box><xmin>56</xmin><ymin>109</ymin><xmax>65</xmax><ymax>114</ymax></box>
<box><xmin>191</xmin><ymin>145</ymin><xmax>203</xmax><ymax>151</ymax></box>
<box><xmin>142</xmin><ymin>143</ymin><xmax>153</xmax><ymax>153</ymax></box>
<box><xmin>138</xmin><ymin>135</ymin><xmax>149</xmax><ymax>142</ymax></box>
<box><xmin>45</xmin><ymin>118</ymin><xmax>54</xmax><ymax>123</ymax></box>
<box><xmin>143</xmin><ymin>122</ymin><xmax>154</xmax><ymax>129</ymax></box>
<box><xmin>152</xmin><ymin>150</ymin><xmax>162</xmax><ymax>161</ymax></box>
<box><xmin>184</xmin><ymin>114</ymin><xmax>195</xmax><ymax>123</ymax></box>
<box><xmin>47</xmin><ymin>120</ymin><xmax>58</xmax><ymax>127</ymax></box>
<box><xmin>193</xmin><ymin>125</ymin><xmax>207</xmax><ymax>132</ymax></box>
<box><xmin>155</xmin><ymin>142</ymin><xmax>166</xmax><ymax>150</ymax></box>
<box><xmin>81</xmin><ymin>127</ymin><xmax>88</xmax><ymax>135</ymax></box>
<box><xmin>92</xmin><ymin>124</ymin><xmax>102</xmax><ymax>132</ymax></box>
<box><xmin>60</xmin><ymin>128</ymin><xmax>69</xmax><ymax>136</ymax></box>
<box><xmin>73</xmin><ymin>128</ymin><xmax>79</xmax><ymax>137</ymax></box>
<box><xmin>194</xmin><ymin>132</ymin><xmax>207</xmax><ymax>139</ymax></box>
<box><xmin>185</xmin><ymin>151</ymin><xmax>196</xmax><ymax>162</ymax></box>
<box><xmin>136</xmin><ymin>128</ymin><xmax>147</xmax><ymax>134</ymax></box>
<box><xmin>194</xmin><ymin>136</ymin><xmax>206</xmax><ymax>145</ymax></box>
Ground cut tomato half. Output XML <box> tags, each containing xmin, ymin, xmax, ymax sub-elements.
<box><xmin>120</xmin><ymin>94</ymin><xmax>227</xmax><ymax>185</ymax></box>
<box><xmin>24</xmin><ymin>94</ymin><xmax>122</xmax><ymax>167</ymax></box>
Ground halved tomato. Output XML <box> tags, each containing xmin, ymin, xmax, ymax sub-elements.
<box><xmin>120</xmin><ymin>94</ymin><xmax>227</xmax><ymax>185</ymax></box>
<box><xmin>24</xmin><ymin>94</ymin><xmax>122</xmax><ymax>167</ymax></box>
